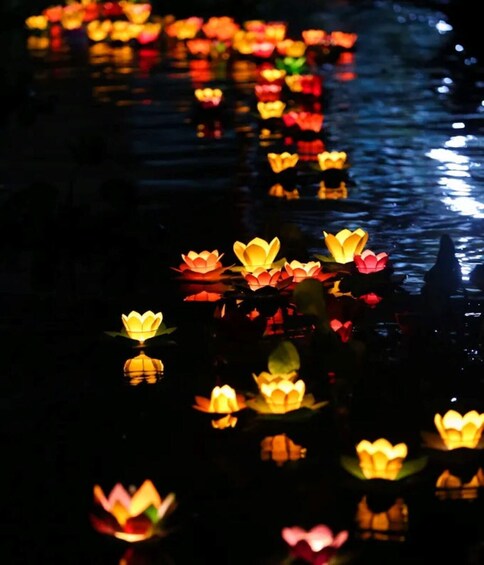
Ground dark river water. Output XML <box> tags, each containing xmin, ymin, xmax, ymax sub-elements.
<box><xmin>2</xmin><ymin>1</ymin><xmax>484</xmax><ymax>564</ymax></box>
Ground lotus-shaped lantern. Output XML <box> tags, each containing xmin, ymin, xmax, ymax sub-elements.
<box><xmin>194</xmin><ymin>87</ymin><xmax>223</xmax><ymax>110</ymax></box>
<box><xmin>330</xmin><ymin>319</ymin><xmax>353</xmax><ymax>343</ymax></box>
<box><xmin>233</xmin><ymin>236</ymin><xmax>281</xmax><ymax>272</ymax></box>
<box><xmin>317</xmin><ymin>151</ymin><xmax>347</xmax><ymax>170</ymax></box>
<box><xmin>354</xmin><ymin>249</ymin><xmax>389</xmax><ymax>274</ymax></box>
<box><xmin>172</xmin><ymin>249</ymin><xmax>231</xmax><ymax>281</ymax></box>
<box><xmin>434</xmin><ymin>410</ymin><xmax>484</xmax><ymax>450</ymax></box>
<box><xmin>323</xmin><ymin>228</ymin><xmax>368</xmax><ymax>264</ymax></box>
<box><xmin>257</xmin><ymin>100</ymin><xmax>286</xmax><ymax>120</ymax></box>
<box><xmin>281</xmin><ymin>524</ymin><xmax>348</xmax><ymax>565</ymax></box>
<box><xmin>259</xmin><ymin>379</ymin><xmax>306</xmax><ymax>414</ymax></box>
<box><xmin>267</xmin><ymin>152</ymin><xmax>299</xmax><ymax>173</ymax></box>
<box><xmin>121</xmin><ymin>310</ymin><xmax>163</xmax><ymax>344</ymax></box>
<box><xmin>242</xmin><ymin>267</ymin><xmax>285</xmax><ymax>292</ymax></box>
<box><xmin>90</xmin><ymin>480</ymin><xmax>177</xmax><ymax>542</ymax></box>
<box><xmin>356</xmin><ymin>438</ymin><xmax>408</xmax><ymax>480</ymax></box>
<box><xmin>193</xmin><ymin>384</ymin><xmax>246</xmax><ymax>414</ymax></box>
<box><xmin>283</xmin><ymin>260</ymin><xmax>334</xmax><ymax>284</ymax></box>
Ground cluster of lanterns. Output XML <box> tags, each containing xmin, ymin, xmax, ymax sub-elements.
<box><xmin>22</xmin><ymin>3</ymin><xmax>483</xmax><ymax>561</ymax></box>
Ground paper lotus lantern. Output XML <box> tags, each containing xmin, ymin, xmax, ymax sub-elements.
<box><xmin>193</xmin><ymin>384</ymin><xmax>246</xmax><ymax>414</ymax></box>
<box><xmin>354</xmin><ymin>249</ymin><xmax>389</xmax><ymax>274</ymax></box>
<box><xmin>264</xmin><ymin>22</ymin><xmax>287</xmax><ymax>43</ymax></box>
<box><xmin>260</xmin><ymin>379</ymin><xmax>305</xmax><ymax>414</ymax></box>
<box><xmin>302</xmin><ymin>29</ymin><xmax>329</xmax><ymax>46</ymax></box>
<box><xmin>121</xmin><ymin>310</ymin><xmax>163</xmax><ymax>344</ymax></box>
<box><xmin>43</xmin><ymin>5</ymin><xmax>63</xmax><ymax>23</ymax></box>
<box><xmin>136</xmin><ymin>22</ymin><xmax>162</xmax><ymax>45</ymax></box>
<box><xmin>435</xmin><ymin>468</ymin><xmax>484</xmax><ymax>500</ymax></box>
<box><xmin>258</xmin><ymin>68</ymin><xmax>286</xmax><ymax>84</ymax></box>
<box><xmin>286</xmin><ymin>111</ymin><xmax>324</xmax><ymax>133</ymax></box>
<box><xmin>25</xmin><ymin>15</ymin><xmax>49</xmax><ymax>30</ymax></box>
<box><xmin>284</xmin><ymin>74</ymin><xmax>323</xmax><ymax>96</ymax></box>
<box><xmin>252</xmin><ymin>369</ymin><xmax>298</xmax><ymax>389</ymax></box>
<box><xmin>243</xmin><ymin>267</ymin><xmax>283</xmax><ymax>291</ymax></box>
<box><xmin>323</xmin><ymin>228</ymin><xmax>368</xmax><ymax>264</ymax></box>
<box><xmin>194</xmin><ymin>87</ymin><xmax>223</xmax><ymax>109</ymax></box>
<box><xmin>282</xmin><ymin>524</ymin><xmax>348</xmax><ymax>565</ymax></box>
<box><xmin>202</xmin><ymin>16</ymin><xmax>240</xmax><ymax>42</ymax></box>
<box><xmin>434</xmin><ymin>410</ymin><xmax>484</xmax><ymax>450</ymax></box>
<box><xmin>267</xmin><ymin>152</ymin><xmax>299</xmax><ymax>173</ymax></box>
<box><xmin>211</xmin><ymin>414</ymin><xmax>238</xmax><ymax>429</ymax></box>
<box><xmin>173</xmin><ymin>249</ymin><xmax>229</xmax><ymax>280</ymax></box>
<box><xmin>317</xmin><ymin>151</ymin><xmax>347</xmax><ymax>170</ymax></box>
<box><xmin>356</xmin><ymin>496</ymin><xmax>408</xmax><ymax>542</ymax></box>
<box><xmin>90</xmin><ymin>480</ymin><xmax>177</xmax><ymax>542</ymax></box>
<box><xmin>356</xmin><ymin>438</ymin><xmax>408</xmax><ymax>480</ymax></box>
<box><xmin>261</xmin><ymin>434</ymin><xmax>307</xmax><ymax>466</ymax></box>
<box><xmin>60</xmin><ymin>3</ymin><xmax>85</xmax><ymax>30</ymax></box>
<box><xmin>254</xmin><ymin>83</ymin><xmax>282</xmax><ymax>102</ymax></box>
<box><xmin>257</xmin><ymin>100</ymin><xmax>286</xmax><ymax>119</ymax></box>
<box><xmin>123</xmin><ymin>352</ymin><xmax>163</xmax><ymax>385</ymax></box>
<box><xmin>233</xmin><ymin>236</ymin><xmax>281</xmax><ymax>272</ymax></box>
<box><xmin>87</xmin><ymin>20</ymin><xmax>112</xmax><ymax>42</ymax></box>
<box><xmin>276</xmin><ymin>39</ymin><xmax>306</xmax><ymax>57</ymax></box>
<box><xmin>283</xmin><ymin>260</ymin><xmax>331</xmax><ymax>284</ymax></box>
<box><xmin>119</xmin><ymin>1</ymin><xmax>151</xmax><ymax>24</ymax></box>
<box><xmin>330</xmin><ymin>31</ymin><xmax>358</xmax><ymax>49</ymax></box>
<box><xmin>276</xmin><ymin>56</ymin><xmax>307</xmax><ymax>75</ymax></box>
<box><xmin>330</xmin><ymin>319</ymin><xmax>353</xmax><ymax>343</ymax></box>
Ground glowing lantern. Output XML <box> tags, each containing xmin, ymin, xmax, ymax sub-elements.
<box><xmin>276</xmin><ymin>39</ymin><xmax>306</xmax><ymax>57</ymax></box>
<box><xmin>233</xmin><ymin>236</ymin><xmax>281</xmax><ymax>272</ymax></box>
<box><xmin>260</xmin><ymin>379</ymin><xmax>305</xmax><ymax>414</ymax></box>
<box><xmin>119</xmin><ymin>1</ymin><xmax>151</xmax><ymax>24</ymax></box>
<box><xmin>60</xmin><ymin>3</ymin><xmax>86</xmax><ymax>30</ymax></box>
<box><xmin>87</xmin><ymin>20</ymin><xmax>112</xmax><ymax>42</ymax></box>
<box><xmin>202</xmin><ymin>16</ymin><xmax>240</xmax><ymax>42</ymax></box>
<box><xmin>360</xmin><ymin>292</ymin><xmax>383</xmax><ymax>307</ymax></box>
<box><xmin>193</xmin><ymin>384</ymin><xmax>246</xmax><ymax>414</ymax></box>
<box><xmin>434</xmin><ymin>410</ymin><xmax>484</xmax><ymax>450</ymax></box>
<box><xmin>317</xmin><ymin>151</ymin><xmax>347</xmax><ymax>170</ymax></box>
<box><xmin>25</xmin><ymin>15</ymin><xmax>49</xmax><ymax>31</ymax></box>
<box><xmin>330</xmin><ymin>319</ymin><xmax>353</xmax><ymax>343</ymax></box>
<box><xmin>212</xmin><ymin>414</ymin><xmax>238</xmax><ymax>429</ymax></box>
<box><xmin>354</xmin><ymin>250</ymin><xmax>389</xmax><ymax>274</ymax></box>
<box><xmin>136</xmin><ymin>22</ymin><xmax>162</xmax><ymax>45</ymax></box>
<box><xmin>281</xmin><ymin>524</ymin><xmax>348</xmax><ymax>565</ymax></box>
<box><xmin>110</xmin><ymin>21</ymin><xmax>135</xmax><ymax>42</ymax></box>
<box><xmin>268</xmin><ymin>184</ymin><xmax>300</xmax><ymax>199</ymax></box>
<box><xmin>267</xmin><ymin>152</ymin><xmax>299</xmax><ymax>173</ymax></box>
<box><xmin>258</xmin><ymin>68</ymin><xmax>286</xmax><ymax>84</ymax></box>
<box><xmin>254</xmin><ymin>83</ymin><xmax>282</xmax><ymax>102</ymax></box>
<box><xmin>317</xmin><ymin>182</ymin><xmax>348</xmax><ymax>200</ymax></box>
<box><xmin>250</xmin><ymin>40</ymin><xmax>276</xmax><ymax>58</ymax></box>
<box><xmin>43</xmin><ymin>5</ymin><xmax>63</xmax><ymax>23</ymax></box>
<box><xmin>186</xmin><ymin>38</ymin><xmax>212</xmax><ymax>58</ymax></box>
<box><xmin>252</xmin><ymin>369</ymin><xmax>298</xmax><ymax>389</ymax></box>
<box><xmin>283</xmin><ymin>260</ymin><xmax>324</xmax><ymax>284</ymax></box>
<box><xmin>172</xmin><ymin>249</ymin><xmax>228</xmax><ymax>281</ymax></box>
<box><xmin>330</xmin><ymin>31</ymin><xmax>358</xmax><ymax>49</ymax></box>
<box><xmin>323</xmin><ymin>228</ymin><xmax>368</xmax><ymax>264</ymax></box>
<box><xmin>102</xmin><ymin>1</ymin><xmax>124</xmax><ymax>18</ymax></box>
<box><xmin>263</xmin><ymin>21</ymin><xmax>287</xmax><ymax>43</ymax></box>
<box><xmin>90</xmin><ymin>480</ymin><xmax>177</xmax><ymax>542</ymax></box>
<box><xmin>164</xmin><ymin>17</ymin><xmax>203</xmax><ymax>40</ymax></box>
<box><xmin>184</xmin><ymin>291</ymin><xmax>222</xmax><ymax>302</ymax></box>
<box><xmin>243</xmin><ymin>267</ymin><xmax>283</xmax><ymax>291</ymax></box>
<box><xmin>356</xmin><ymin>496</ymin><xmax>408</xmax><ymax>541</ymax></box>
<box><xmin>287</xmin><ymin>74</ymin><xmax>323</xmax><ymax>97</ymax></box>
<box><xmin>27</xmin><ymin>36</ymin><xmax>50</xmax><ymax>50</ymax></box>
<box><xmin>284</xmin><ymin>111</ymin><xmax>324</xmax><ymax>133</ymax></box>
<box><xmin>435</xmin><ymin>468</ymin><xmax>484</xmax><ymax>500</ymax></box>
<box><xmin>297</xmin><ymin>139</ymin><xmax>325</xmax><ymax>162</ymax></box>
<box><xmin>356</xmin><ymin>438</ymin><xmax>408</xmax><ymax>480</ymax></box>
<box><xmin>123</xmin><ymin>352</ymin><xmax>163</xmax><ymax>385</ymax></box>
<box><xmin>121</xmin><ymin>310</ymin><xmax>163</xmax><ymax>344</ymax></box>
<box><xmin>257</xmin><ymin>100</ymin><xmax>286</xmax><ymax>120</ymax></box>
<box><xmin>194</xmin><ymin>87</ymin><xmax>223</xmax><ymax>109</ymax></box>
<box><xmin>302</xmin><ymin>29</ymin><xmax>328</xmax><ymax>46</ymax></box>
<box><xmin>276</xmin><ymin>56</ymin><xmax>307</xmax><ymax>75</ymax></box>
<box><xmin>261</xmin><ymin>434</ymin><xmax>307</xmax><ymax>466</ymax></box>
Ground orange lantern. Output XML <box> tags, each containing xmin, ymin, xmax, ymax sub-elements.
<box><xmin>434</xmin><ymin>410</ymin><xmax>484</xmax><ymax>450</ymax></box>
<box><xmin>193</xmin><ymin>384</ymin><xmax>246</xmax><ymax>414</ymax></box>
<box><xmin>356</xmin><ymin>438</ymin><xmax>408</xmax><ymax>480</ymax></box>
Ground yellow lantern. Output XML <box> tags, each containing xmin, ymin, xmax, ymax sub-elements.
<box><xmin>257</xmin><ymin>100</ymin><xmax>286</xmax><ymax>119</ymax></box>
<box><xmin>252</xmin><ymin>370</ymin><xmax>298</xmax><ymax>389</ymax></box>
<box><xmin>193</xmin><ymin>385</ymin><xmax>246</xmax><ymax>414</ymax></box>
<box><xmin>123</xmin><ymin>352</ymin><xmax>163</xmax><ymax>385</ymax></box>
<box><xmin>434</xmin><ymin>410</ymin><xmax>484</xmax><ymax>449</ymax></box>
<box><xmin>121</xmin><ymin>310</ymin><xmax>163</xmax><ymax>344</ymax></box>
<box><xmin>267</xmin><ymin>152</ymin><xmax>299</xmax><ymax>173</ymax></box>
<box><xmin>233</xmin><ymin>236</ymin><xmax>280</xmax><ymax>272</ymax></box>
<box><xmin>60</xmin><ymin>3</ymin><xmax>86</xmax><ymax>30</ymax></box>
<box><xmin>261</xmin><ymin>434</ymin><xmax>307</xmax><ymax>466</ymax></box>
<box><xmin>323</xmin><ymin>228</ymin><xmax>368</xmax><ymax>264</ymax></box>
<box><xmin>356</xmin><ymin>438</ymin><xmax>408</xmax><ymax>480</ymax></box>
<box><xmin>356</xmin><ymin>496</ymin><xmax>408</xmax><ymax>541</ymax></box>
<box><xmin>25</xmin><ymin>15</ymin><xmax>49</xmax><ymax>31</ymax></box>
<box><xmin>86</xmin><ymin>20</ymin><xmax>112</xmax><ymax>42</ymax></box>
<box><xmin>259</xmin><ymin>68</ymin><xmax>286</xmax><ymax>83</ymax></box>
<box><xmin>120</xmin><ymin>1</ymin><xmax>152</xmax><ymax>25</ymax></box>
<box><xmin>260</xmin><ymin>379</ymin><xmax>305</xmax><ymax>414</ymax></box>
<box><xmin>317</xmin><ymin>151</ymin><xmax>348</xmax><ymax>171</ymax></box>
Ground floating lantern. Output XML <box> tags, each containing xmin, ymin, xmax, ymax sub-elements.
<box><xmin>119</xmin><ymin>1</ymin><xmax>151</xmax><ymax>24</ymax></box>
<box><xmin>355</xmin><ymin>496</ymin><xmax>408</xmax><ymax>541</ymax></box>
<box><xmin>123</xmin><ymin>352</ymin><xmax>163</xmax><ymax>385</ymax></box>
<box><xmin>356</xmin><ymin>438</ymin><xmax>408</xmax><ymax>480</ymax></box>
<box><xmin>194</xmin><ymin>87</ymin><xmax>223</xmax><ymax>109</ymax></box>
<box><xmin>257</xmin><ymin>100</ymin><xmax>286</xmax><ymax>119</ymax></box>
<box><xmin>261</xmin><ymin>434</ymin><xmax>307</xmax><ymax>466</ymax></box>
<box><xmin>330</xmin><ymin>319</ymin><xmax>353</xmax><ymax>343</ymax></box>
<box><xmin>285</xmin><ymin>73</ymin><xmax>323</xmax><ymax>96</ymax></box>
<box><xmin>90</xmin><ymin>480</ymin><xmax>177</xmax><ymax>542</ymax></box>
<box><xmin>86</xmin><ymin>19</ymin><xmax>112</xmax><ymax>42</ymax></box>
<box><xmin>354</xmin><ymin>250</ymin><xmax>389</xmax><ymax>274</ymax></box>
<box><xmin>317</xmin><ymin>151</ymin><xmax>347</xmax><ymax>170</ymax></box>
<box><xmin>186</xmin><ymin>38</ymin><xmax>212</xmax><ymax>58</ymax></box>
<box><xmin>202</xmin><ymin>16</ymin><xmax>240</xmax><ymax>42</ymax></box>
<box><xmin>164</xmin><ymin>17</ymin><xmax>203</xmax><ymax>40</ymax></box>
<box><xmin>252</xmin><ymin>369</ymin><xmax>298</xmax><ymax>388</ymax></box>
<box><xmin>25</xmin><ymin>15</ymin><xmax>49</xmax><ymax>31</ymax></box>
<box><xmin>254</xmin><ymin>83</ymin><xmax>282</xmax><ymax>102</ymax></box>
<box><xmin>233</xmin><ymin>236</ymin><xmax>281</xmax><ymax>272</ymax></box>
<box><xmin>323</xmin><ymin>228</ymin><xmax>368</xmax><ymax>264</ymax></box>
<box><xmin>434</xmin><ymin>410</ymin><xmax>484</xmax><ymax>450</ymax></box>
<box><xmin>259</xmin><ymin>379</ymin><xmax>306</xmax><ymax>414</ymax></box>
<box><xmin>281</xmin><ymin>524</ymin><xmax>348</xmax><ymax>565</ymax></box>
<box><xmin>243</xmin><ymin>267</ymin><xmax>283</xmax><ymax>291</ymax></box>
<box><xmin>60</xmin><ymin>3</ymin><xmax>86</xmax><ymax>30</ymax></box>
<box><xmin>172</xmin><ymin>249</ymin><xmax>229</xmax><ymax>281</ymax></box>
<box><xmin>276</xmin><ymin>56</ymin><xmax>307</xmax><ymax>75</ymax></box>
<box><xmin>330</xmin><ymin>31</ymin><xmax>358</xmax><ymax>50</ymax></box>
<box><xmin>258</xmin><ymin>67</ymin><xmax>286</xmax><ymax>84</ymax></box>
<box><xmin>302</xmin><ymin>29</ymin><xmax>329</xmax><ymax>46</ymax></box>
<box><xmin>275</xmin><ymin>39</ymin><xmax>306</xmax><ymax>57</ymax></box>
<box><xmin>267</xmin><ymin>152</ymin><xmax>299</xmax><ymax>173</ymax></box>
<box><xmin>121</xmin><ymin>310</ymin><xmax>163</xmax><ymax>345</ymax></box>
<box><xmin>43</xmin><ymin>5</ymin><xmax>63</xmax><ymax>23</ymax></box>
<box><xmin>193</xmin><ymin>384</ymin><xmax>246</xmax><ymax>414</ymax></box>
<box><xmin>283</xmin><ymin>260</ymin><xmax>328</xmax><ymax>284</ymax></box>
<box><xmin>136</xmin><ymin>22</ymin><xmax>162</xmax><ymax>45</ymax></box>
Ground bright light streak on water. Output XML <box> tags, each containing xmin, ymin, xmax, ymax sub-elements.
<box><xmin>442</xmin><ymin>196</ymin><xmax>484</xmax><ymax>219</ymax></box>
<box><xmin>435</xmin><ymin>19</ymin><xmax>452</xmax><ymax>33</ymax></box>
